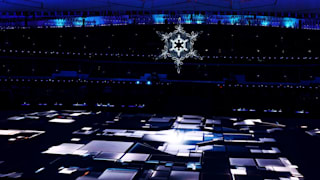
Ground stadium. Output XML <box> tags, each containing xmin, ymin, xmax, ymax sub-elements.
<box><xmin>0</xmin><ymin>0</ymin><xmax>319</xmax><ymax>180</ymax></box>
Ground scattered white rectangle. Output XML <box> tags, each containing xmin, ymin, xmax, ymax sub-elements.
<box><xmin>42</xmin><ymin>143</ymin><xmax>84</xmax><ymax>155</ymax></box>
<box><xmin>98</xmin><ymin>168</ymin><xmax>138</xmax><ymax>180</ymax></box>
<box><xmin>120</xmin><ymin>153</ymin><xmax>149</xmax><ymax>162</ymax></box>
<box><xmin>80</xmin><ymin>140</ymin><xmax>134</xmax><ymax>153</ymax></box>
<box><xmin>49</xmin><ymin>118</ymin><xmax>75</xmax><ymax>124</ymax></box>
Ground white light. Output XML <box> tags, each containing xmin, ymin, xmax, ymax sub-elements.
<box><xmin>231</xmin><ymin>167</ymin><xmax>247</xmax><ymax>175</ymax></box>
<box><xmin>0</xmin><ymin>130</ymin><xmax>20</xmax><ymax>135</ymax></box>
<box><xmin>49</xmin><ymin>119</ymin><xmax>75</xmax><ymax>124</ymax></box>
<box><xmin>71</xmin><ymin>138</ymin><xmax>81</xmax><ymax>142</ymax></box>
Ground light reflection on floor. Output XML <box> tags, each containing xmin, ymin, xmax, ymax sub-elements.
<box><xmin>0</xmin><ymin>110</ymin><xmax>312</xmax><ymax>179</ymax></box>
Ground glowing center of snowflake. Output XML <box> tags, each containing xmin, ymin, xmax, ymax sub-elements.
<box><xmin>169</xmin><ymin>34</ymin><xmax>189</xmax><ymax>57</ymax></box>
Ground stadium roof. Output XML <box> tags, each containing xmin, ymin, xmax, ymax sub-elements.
<box><xmin>0</xmin><ymin>0</ymin><xmax>319</xmax><ymax>13</ymax></box>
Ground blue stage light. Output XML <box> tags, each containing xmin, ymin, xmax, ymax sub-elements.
<box><xmin>53</xmin><ymin>19</ymin><xmax>67</xmax><ymax>27</ymax></box>
<box><xmin>152</xmin><ymin>14</ymin><xmax>165</xmax><ymax>24</ymax></box>
<box><xmin>147</xmin><ymin>81</ymin><xmax>151</xmax><ymax>85</ymax></box>
<box><xmin>136</xmin><ymin>81</ymin><xmax>140</xmax><ymax>85</ymax></box>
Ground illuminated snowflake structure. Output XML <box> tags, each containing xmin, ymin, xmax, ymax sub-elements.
<box><xmin>156</xmin><ymin>21</ymin><xmax>203</xmax><ymax>74</ymax></box>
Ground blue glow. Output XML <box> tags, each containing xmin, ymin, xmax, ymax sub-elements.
<box><xmin>84</xmin><ymin>16</ymin><xmax>106</xmax><ymax>26</ymax></box>
<box><xmin>49</xmin><ymin>16</ymin><xmax>124</xmax><ymax>27</ymax></box>
<box><xmin>136</xmin><ymin>81</ymin><xmax>140</xmax><ymax>85</ymax></box>
<box><xmin>53</xmin><ymin>19</ymin><xmax>67</xmax><ymax>27</ymax></box>
<box><xmin>261</xmin><ymin>20</ymin><xmax>270</xmax><ymax>26</ymax></box>
<box><xmin>127</xmin><ymin>18</ymin><xmax>133</xmax><ymax>24</ymax></box>
<box><xmin>181</xmin><ymin>14</ymin><xmax>205</xmax><ymax>24</ymax></box>
<box><xmin>146</xmin><ymin>81</ymin><xmax>151</xmax><ymax>85</ymax></box>
<box><xmin>283</xmin><ymin>17</ymin><xmax>298</xmax><ymax>28</ymax></box>
<box><xmin>73</xmin><ymin>17</ymin><xmax>84</xmax><ymax>27</ymax></box>
<box><xmin>0</xmin><ymin>14</ymin><xmax>317</xmax><ymax>31</ymax></box>
<box><xmin>153</xmin><ymin>14</ymin><xmax>165</xmax><ymax>24</ymax></box>
<box><xmin>230</xmin><ymin>16</ymin><xmax>241</xmax><ymax>25</ymax></box>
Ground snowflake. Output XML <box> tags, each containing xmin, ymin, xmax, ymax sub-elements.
<box><xmin>156</xmin><ymin>19</ymin><xmax>203</xmax><ymax>74</ymax></box>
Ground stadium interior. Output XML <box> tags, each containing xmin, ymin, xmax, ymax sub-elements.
<box><xmin>0</xmin><ymin>1</ymin><xmax>319</xmax><ymax>180</ymax></box>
